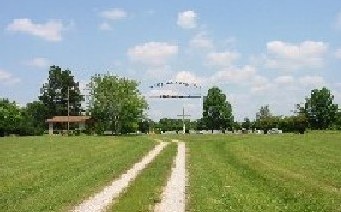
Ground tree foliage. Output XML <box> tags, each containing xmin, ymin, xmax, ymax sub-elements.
<box><xmin>242</xmin><ymin>117</ymin><xmax>251</xmax><ymax>130</ymax></box>
<box><xmin>256</xmin><ymin>105</ymin><xmax>271</xmax><ymax>120</ymax></box>
<box><xmin>303</xmin><ymin>87</ymin><xmax>338</xmax><ymax>130</ymax></box>
<box><xmin>87</xmin><ymin>73</ymin><xmax>147</xmax><ymax>134</ymax></box>
<box><xmin>0</xmin><ymin>99</ymin><xmax>22</xmax><ymax>136</ymax></box>
<box><xmin>333</xmin><ymin>111</ymin><xmax>341</xmax><ymax>130</ymax></box>
<box><xmin>202</xmin><ymin>87</ymin><xmax>233</xmax><ymax>131</ymax></box>
<box><xmin>39</xmin><ymin>65</ymin><xmax>83</xmax><ymax>118</ymax></box>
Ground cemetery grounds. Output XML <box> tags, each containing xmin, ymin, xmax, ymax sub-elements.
<box><xmin>0</xmin><ymin>132</ymin><xmax>340</xmax><ymax>211</ymax></box>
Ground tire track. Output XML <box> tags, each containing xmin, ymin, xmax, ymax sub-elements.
<box><xmin>154</xmin><ymin>140</ymin><xmax>186</xmax><ymax>212</ymax></box>
<box><xmin>72</xmin><ymin>142</ymin><xmax>168</xmax><ymax>212</ymax></box>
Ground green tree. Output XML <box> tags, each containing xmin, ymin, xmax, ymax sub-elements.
<box><xmin>304</xmin><ymin>87</ymin><xmax>338</xmax><ymax>130</ymax></box>
<box><xmin>255</xmin><ymin>105</ymin><xmax>280</xmax><ymax>133</ymax></box>
<box><xmin>88</xmin><ymin>73</ymin><xmax>147</xmax><ymax>134</ymax></box>
<box><xmin>333</xmin><ymin>110</ymin><xmax>341</xmax><ymax>130</ymax></box>
<box><xmin>20</xmin><ymin>101</ymin><xmax>48</xmax><ymax>135</ymax></box>
<box><xmin>256</xmin><ymin>105</ymin><xmax>271</xmax><ymax>120</ymax></box>
<box><xmin>0</xmin><ymin>99</ymin><xmax>22</xmax><ymax>136</ymax></box>
<box><xmin>39</xmin><ymin>65</ymin><xmax>83</xmax><ymax>119</ymax></box>
<box><xmin>242</xmin><ymin>117</ymin><xmax>251</xmax><ymax>130</ymax></box>
<box><xmin>202</xmin><ymin>87</ymin><xmax>233</xmax><ymax>132</ymax></box>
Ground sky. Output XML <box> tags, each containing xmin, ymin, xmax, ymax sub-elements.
<box><xmin>1</xmin><ymin>0</ymin><xmax>341</xmax><ymax>121</ymax></box>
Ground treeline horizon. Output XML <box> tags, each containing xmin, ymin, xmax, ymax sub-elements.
<box><xmin>1</xmin><ymin>65</ymin><xmax>341</xmax><ymax>136</ymax></box>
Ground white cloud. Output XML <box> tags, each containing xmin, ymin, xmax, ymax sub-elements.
<box><xmin>0</xmin><ymin>69</ymin><xmax>21</xmax><ymax>85</ymax></box>
<box><xmin>169</xmin><ymin>66</ymin><xmax>257</xmax><ymax>87</ymax></box>
<box><xmin>25</xmin><ymin>57</ymin><xmax>51</xmax><ymax>69</ymax></box>
<box><xmin>207</xmin><ymin>51</ymin><xmax>240</xmax><ymax>67</ymax></box>
<box><xmin>99</xmin><ymin>8</ymin><xmax>127</xmax><ymax>20</ymax></box>
<box><xmin>127</xmin><ymin>42</ymin><xmax>178</xmax><ymax>66</ymax></box>
<box><xmin>273</xmin><ymin>75</ymin><xmax>294</xmax><ymax>84</ymax></box>
<box><xmin>98</xmin><ymin>22</ymin><xmax>112</xmax><ymax>31</ymax></box>
<box><xmin>177</xmin><ymin>11</ymin><xmax>197</xmax><ymax>29</ymax></box>
<box><xmin>250</xmin><ymin>75</ymin><xmax>273</xmax><ymax>93</ymax></box>
<box><xmin>211</xmin><ymin>65</ymin><xmax>256</xmax><ymax>84</ymax></box>
<box><xmin>174</xmin><ymin>71</ymin><xmax>202</xmax><ymax>84</ymax></box>
<box><xmin>189</xmin><ymin>32</ymin><xmax>213</xmax><ymax>49</ymax></box>
<box><xmin>299</xmin><ymin>76</ymin><xmax>325</xmax><ymax>87</ymax></box>
<box><xmin>335</xmin><ymin>48</ymin><xmax>341</xmax><ymax>59</ymax></box>
<box><xmin>7</xmin><ymin>18</ymin><xmax>64</xmax><ymax>42</ymax></box>
<box><xmin>265</xmin><ymin>41</ymin><xmax>328</xmax><ymax>70</ymax></box>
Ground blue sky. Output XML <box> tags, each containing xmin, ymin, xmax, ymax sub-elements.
<box><xmin>1</xmin><ymin>0</ymin><xmax>341</xmax><ymax>121</ymax></box>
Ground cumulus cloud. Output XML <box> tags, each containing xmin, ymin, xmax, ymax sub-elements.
<box><xmin>25</xmin><ymin>57</ymin><xmax>51</xmax><ymax>69</ymax></box>
<box><xmin>174</xmin><ymin>71</ymin><xmax>202</xmax><ymax>84</ymax></box>
<box><xmin>98</xmin><ymin>8</ymin><xmax>127</xmax><ymax>30</ymax></box>
<box><xmin>250</xmin><ymin>75</ymin><xmax>273</xmax><ymax>94</ymax></box>
<box><xmin>189</xmin><ymin>32</ymin><xmax>213</xmax><ymax>49</ymax></box>
<box><xmin>127</xmin><ymin>42</ymin><xmax>178</xmax><ymax>66</ymax></box>
<box><xmin>177</xmin><ymin>11</ymin><xmax>197</xmax><ymax>29</ymax></box>
<box><xmin>169</xmin><ymin>66</ymin><xmax>257</xmax><ymax>87</ymax></box>
<box><xmin>299</xmin><ymin>75</ymin><xmax>325</xmax><ymax>87</ymax></box>
<box><xmin>265</xmin><ymin>41</ymin><xmax>328</xmax><ymax>70</ymax></box>
<box><xmin>0</xmin><ymin>69</ymin><xmax>21</xmax><ymax>85</ymax></box>
<box><xmin>7</xmin><ymin>18</ymin><xmax>64</xmax><ymax>42</ymax></box>
<box><xmin>99</xmin><ymin>8</ymin><xmax>127</xmax><ymax>20</ymax></box>
<box><xmin>207</xmin><ymin>51</ymin><xmax>240</xmax><ymax>67</ymax></box>
<box><xmin>210</xmin><ymin>65</ymin><xmax>256</xmax><ymax>84</ymax></box>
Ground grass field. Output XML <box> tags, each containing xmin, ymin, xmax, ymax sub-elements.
<box><xmin>1</xmin><ymin>133</ymin><xmax>340</xmax><ymax>212</ymax></box>
<box><xmin>0</xmin><ymin>136</ymin><xmax>155</xmax><ymax>212</ymax></box>
<box><xmin>184</xmin><ymin>133</ymin><xmax>341</xmax><ymax>211</ymax></box>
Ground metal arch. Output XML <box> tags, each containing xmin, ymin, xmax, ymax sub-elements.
<box><xmin>148</xmin><ymin>81</ymin><xmax>201</xmax><ymax>89</ymax></box>
<box><xmin>148</xmin><ymin>81</ymin><xmax>202</xmax><ymax>99</ymax></box>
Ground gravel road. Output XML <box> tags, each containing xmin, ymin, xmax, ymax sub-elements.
<box><xmin>73</xmin><ymin>142</ymin><xmax>168</xmax><ymax>212</ymax></box>
<box><xmin>154</xmin><ymin>141</ymin><xmax>186</xmax><ymax>212</ymax></box>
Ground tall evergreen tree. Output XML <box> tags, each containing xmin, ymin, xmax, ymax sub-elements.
<box><xmin>39</xmin><ymin>65</ymin><xmax>83</xmax><ymax>118</ymax></box>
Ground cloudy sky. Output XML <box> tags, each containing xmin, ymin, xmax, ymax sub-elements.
<box><xmin>1</xmin><ymin>0</ymin><xmax>341</xmax><ymax>121</ymax></box>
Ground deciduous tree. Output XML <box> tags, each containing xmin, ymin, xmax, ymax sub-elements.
<box><xmin>88</xmin><ymin>73</ymin><xmax>147</xmax><ymax>134</ymax></box>
<box><xmin>202</xmin><ymin>86</ymin><xmax>233</xmax><ymax>132</ymax></box>
<box><xmin>0</xmin><ymin>99</ymin><xmax>22</xmax><ymax>136</ymax></box>
<box><xmin>303</xmin><ymin>87</ymin><xmax>338</xmax><ymax>130</ymax></box>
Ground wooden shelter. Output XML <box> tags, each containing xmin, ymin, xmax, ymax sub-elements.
<box><xmin>46</xmin><ymin>116</ymin><xmax>91</xmax><ymax>135</ymax></box>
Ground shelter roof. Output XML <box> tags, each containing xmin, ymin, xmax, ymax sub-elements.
<box><xmin>46</xmin><ymin>116</ymin><xmax>91</xmax><ymax>123</ymax></box>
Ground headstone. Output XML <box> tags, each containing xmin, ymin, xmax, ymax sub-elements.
<box><xmin>213</xmin><ymin>130</ymin><xmax>222</xmax><ymax>134</ymax></box>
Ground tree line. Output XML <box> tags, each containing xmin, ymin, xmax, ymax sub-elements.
<box><xmin>0</xmin><ymin>66</ymin><xmax>147</xmax><ymax>136</ymax></box>
<box><xmin>1</xmin><ymin>65</ymin><xmax>340</xmax><ymax>136</ymax></box>
<box><xmin>149</xmin><ymin>87</ymin><xmax>340</xmax><ymax>134</ymax></box>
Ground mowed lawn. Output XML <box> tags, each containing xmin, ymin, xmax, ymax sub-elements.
<box><xmin>0</xmin><ymin>136</ymin><xmax>155</xmax><ymax>212</ymax></box>
<box><xmin>186</xmin><ymin>133</ymin><xmax>341</xmax><ymax>212</ymax></box>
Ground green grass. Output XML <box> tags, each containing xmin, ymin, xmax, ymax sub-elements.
<box><xmin>2</xmin><ymin>133</ymin><xmax>340</xmax><ymax>211</ymax></box>
<box><xmin>0</xmin><ymin>136</ymin><xmax>155</xmax><ymax>212</ymax></box>
<box><xmin>186</xmin><ymin>133</ymin><xmax>341</xmax><ymax>211</ymax></box>
<box><xmin>111</xmin><ymin>142</ymin><xmax>177</xmax><ymax>212</ymax></box>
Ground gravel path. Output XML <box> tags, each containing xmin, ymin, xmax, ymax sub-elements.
<box><xmin>154</xmin><ymin>140</ymin><xmax>186</xmax><ymax>212</ymax></box>
<box><xmin>73</xmin><ymin>142</ymin><xmax>168</xmax><ymax>212</ymax></box>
